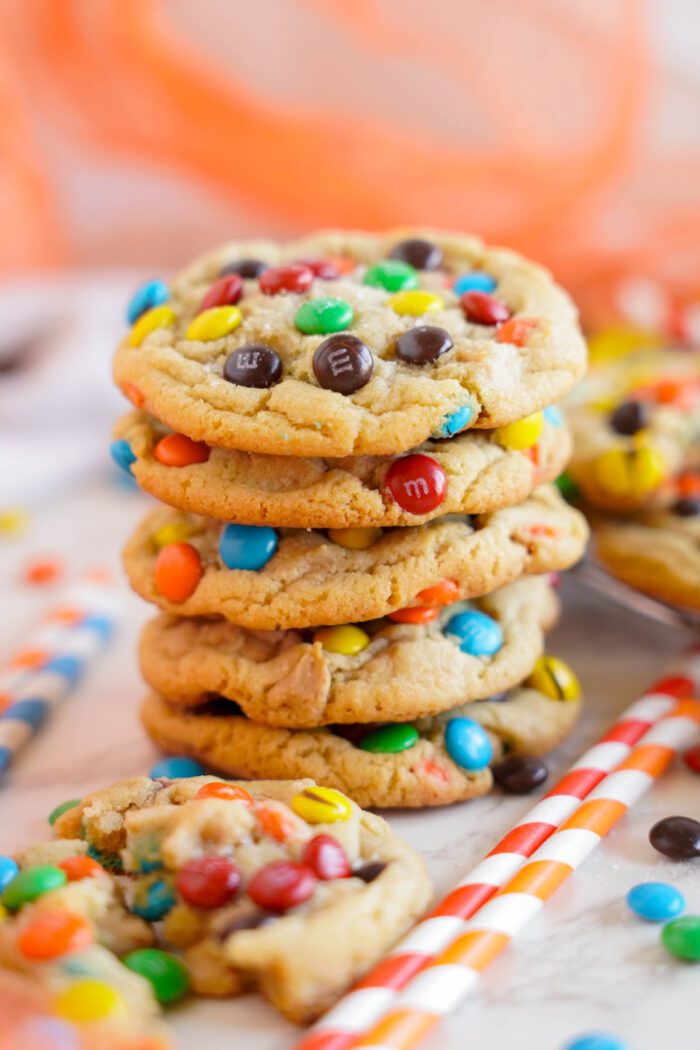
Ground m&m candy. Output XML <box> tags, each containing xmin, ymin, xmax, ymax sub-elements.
<box><xmin>439</xmin><ymin>405</ymin><xmax>473</xmax><ymax>436</ymax></box>
<box><xmin>248</xmin><ymin>861</ymin><xmax>316</xmax><ymax>911</ymax></box>
<box><xmin>363</xmin><ymin>260</ymin><xmax>418</xmax><ymax>292</ymax></box>
<box><xmin>497</xmin><ymin>412</ymin><xmax>544</xmax><ymax>450</ymax></box>
<box><xmin>592</xmin><ymin>446</ymin><xmax>666</xmax><ymax>498</ymax></box>
<box><xmin>609</xmin><ymin>400</ymin><xmax>647</xmax><ymax>435</ymax></box>
<box><xmin>360</xmin><ymin>724</ymin><xmax>419</xmax><ymax>754</ymax></box>
<box><xmin>224</xmin><ymin>344</ymin><xmax>283</xmax><ymax>388</ymax></box>
<box><xmin>176</xmin><ymin>856</ymin><xmax>241</xmax><ymax>909</ymax></box>
<box><xmin>543</xmin><ymin>405</ymin><xmax>564</xmax><ymax>427</ymax></box>
<box><xmin>444</xmin><ymin>609</ymin><xmax>503</xmax><ymax>656</ymax></box>
<box><xmin>17</xmin><ymin>909</ymin><xmax>92</xmax><ymax>960</ymax></box>
<box><xmin>444</xmin><ymin>718</ymin><xmax>493</xmax><ymax>771</ymax></box>
<box><xmin>327</xmin><ymin>527</ymin><xmax>383</xmax><ymax>550</ymax></box>
<box><xmin>291</xmin><ymin>786</ymin><xmax>352</xmax><ymax>824</ymax></box>
<box><xmin>198</xmin><ymin>274</ymin><xmax>243</xmax><ymax>312</ymax></box>
<box><xmin>495</xmin><ymin>317</ymin><xmax>537</xmax><ymax>346</ymax></box>
<box><xmin>54</xmin><ymin>979</ymin><xmax>123</xmax><ymax>1023</ymax></box>
<box><xmin>219</xmin><ymin>524</ymin><xmax>278</xmax><ymax>571</ymax></box>
<box><xmin>562</xmin><ymin>1034</ymin><xmax>628</xmax><ymax>1050</ymax></box>
<box><xmin>395</xmin><ymin>325</ymin><xmax>453</xmax><ymax>365</ymax></box>
<box><xmin>626</xmin><ymin>882</ymin><xmax>685</xmax><ymax>922</ymax></box>
<box><xmin>123</xmin><ymin>948</ymin><xmax>190</xmax><ymax>1004</ymax></box>
<box><xmin>221</xmin><ymin>258</ymin><xmax>268</xmax><ymax>278</ymax></box>
<box><xmin>389</xmin><ymin>290</ymin><xmax>444</xmax><ymax>316</ymax></box>
<box><xmin>195</xmin><ymin>781</ymin><xmax>253</xmax><ymax>804</ymax></box>
<box><xmin>648</xmin><ymin>816</ymin><xmax>700</xmax><ymax>860</ymax></box>
<box><xmin>295</xmin><ymin>297</ymin><xmax>354</xmax><ymax>335</ymax></box>
<box><xmin>2</xmin><ymin>865</ymin><xmax>67</xmax><ymax>910</ymax></box>
<box><xmin>110</xmin><ymin>439</ymin><xmax>137</xmax><ymax>476</ymax></box>
<box><xmin>154</xmin><ymin>542</ymin><xmax>203</xmax><ymax>602</ymax></box>
<box><xmin>492</xmin><ymin>755</ymin><xmax>548</xmax><ymax>794</ymax></box>
<box><xmin>297</xmin><ymin>257</ymin><xmax>342</xmax><ymax>279</ymax></box>
<box><xmin>661</xmin><ymin>915</ymin><xmax>700</xmax><ymax>961</ymax></box>
<box><xmin>416</xmin><ymin>578</ymin><xmax>460</xmax><ymax>606</ymax></box>
<box><xmin>260</xmin><ymin>264</ymin><xmax>314</xmax><ymax>295</ymax></box>
<box><xmin>383</xmin><ymin>454</ymin><xmax>447</xmax><ymax>514</ymax></box>
<box><xmin>0</xmin><ymin>856</ymin><xmax>18</xmax><ymax>892</ymax></box>
<box><xmin>453</xmin><ymin>272</ymin><xmax>496</xmax><ymax>295</ymax></box>
<box><xmin>388</xmin><ymin>238</ymin><xmax>443</xmax><ymax>270</ymax></box>
<box><xmin>313</xmin><ymin>334</ymin><xmax>374</xmax><ymax>394</ymax></box>
<box><xmin>303</xmin><ymin>835</ymin><xmax>352</xmax><ymax>880</ymax></box>
<box><xmin>132</xmin><ymin>876</ymin><xmax>176</xmax><ymax>921</ymax></box>
<box><xmin>185</xmin><ymin>306</ymin><xmax>242</xmax><ymax>342</ymax></box>
<box><xmin>149</xmin><ymin>756</ymin><xmax>204</xmax><ymax>779</ymax></box>
<box><xmin>460</xmin><ymin>290</ymin><xmax>510</xmax><ymax>326</ymax></box>
<box><xmin>314</xmin><ymin>625</ymin><xmax>370</xmax><ymax>656</ymax></box>
<box><xmin>128</xmin><ymin>305</ymin><xmax>176</xmax><ymax>348</ymax></box>
<box><xmin>58</xmin><ymin>856</ymin><xmax>104</xmax><ymax>882</ymax></box>
<box><xmin>526</xmin><ymin>655</ymin><xmax>581</xmax><ymax>701</ymax></box>
<box><xmin>388</xmin><ymin>605</ymin><xmax>440</xmax><ymax>624</ymax></box>
<box><xmin>126</xmin><ymin>279</ymin><xmax>169</xmax><ymax>325</ymax></box>
<box><xmin>154</xmin><ymin>434</ymin><xmax>209</xmax><ymax>467</ymax></box>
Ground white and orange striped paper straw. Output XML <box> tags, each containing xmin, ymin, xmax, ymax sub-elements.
<box><xmin>298</xmin><ymin>656</ymin><xmax>700</xmax><ymax>1050</ymax></box>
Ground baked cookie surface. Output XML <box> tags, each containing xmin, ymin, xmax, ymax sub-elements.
<box><xmin>123</xmin><ymin>485</ymin><xmax>588</xmax><ymax>629</ymax></box>
<box><xmin>113</xmin><ymin>229</ymin><xmax>586</xmax><ymax>457</ymax></box>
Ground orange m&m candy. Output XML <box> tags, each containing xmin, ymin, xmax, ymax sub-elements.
<box><xmin>195</xmin><ymin>782</ymin><xmax>253</xmax><ymax>804</ymax></box>
<box><xmin>416</xmin><ymin>578</ymin><xmax>460</xmax><ymax>607</ymax></box>
<box><xmin>17</xmin><ymin>909</ymin><xmax>92</xmax><ymax>960</ymax></box>
<box><xmin>58</xmin><ymin>855</ymin><xmax>105</xmax><ymax>881</ymax></box>
<box><xmin>121</xmin><ymin>382</ymin><xmax>146</xmax><ymax>408</ymax></box>
<box><xmin>388</xmin><ymin>606</ymin><xmax>441</xmax><ymax>624</ymax></box>
<box><xmin>254</xmin><ymin>804</ymin><xmax>297</xmax><ymax>842</ymax></box>
<box><xmin>495</xmin><ymin>317</ymin><xmax>537</xmax><ymax>347</ymax></box>
<box><xmin>154</xmin><ymin>433</ymin><xmax>210</xmax><ymax>467</ymax></box>
<box><xmin>154</xmin><ymin>543</ymin><xmax>203</xmax><ymax>603</ymax></box>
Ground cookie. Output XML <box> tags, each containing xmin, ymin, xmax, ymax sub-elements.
<box><xmin>139</xmin><ymin>576</ymin><xmax>558</xmax><ymax>727</ymax></box>
<box><xmin>113</xmin><ymin>229</ymin><xmax>586</xmax><ymax>458</ymax></box>
<box><xmin>566</xmin><ymin>350</ymin><xmax>700</xmax><ymax>513</ymax></box>
<box><xmin>113</xmin><ymin>406</ymin><xmax>571</xmax><ymax>527</ymax></box>
<box><xmin>140</xmin><ymin>664</ymin><xmax>582</xmax><ymax>809</ymax></box>
<box><xmin>52</xmin><ymin>775</ymin><xmax>431</xmax><ymax>1023</ymax></box>
<box><xmin>123</xmin><ymin>485</ymin><xmax>588</xmax><ymax>630</ymax></box>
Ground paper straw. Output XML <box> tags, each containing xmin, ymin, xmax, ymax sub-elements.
<box><xmin>298</xmin><ymin>656</ymin><xmax>700</xmax><ymax>1050</ymax></box>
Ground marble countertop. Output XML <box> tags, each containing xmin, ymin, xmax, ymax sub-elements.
<box><xmin>0</xmin><ymin>478</ymin><xmax>697</xmax><ymax>1050</ymax></box>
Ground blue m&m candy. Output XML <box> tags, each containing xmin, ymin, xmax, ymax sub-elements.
<box><xmin>132</xmin><ymin>876</ymin><xmax>176</xmax><ymax>921</ymax></box>
<box><xmin>126</xmin><ymin>279</ymin><xmax>170</xmax><ymax>325</ymax></box>
<box><xmin>626</xmin><ymin>881</ymin><xmax>685</xmax><ymax>922</ymax></box>
<box><xmin>444</xmin><ymin>609</ymin><xmax>503</xmax><ymax>656</ymax></box>
<box><xmin>543</xmin><ymin>405</ymin><xmax>564</xmax><ymax>427</ymax></box>
<box><xmin>562</xmin><ymin>1034</ymin><xmax>628</xmax><ymax>1050</ymax></box>
<box><xmin>453</xmin><ymin>272</ymin><xmax>497</xmax><ymax>295</ymax></box>
<box><xmin>219</xmin><ymin>524</ymin><xmax>278</xmax><ymax>571</ymax></box>
<box><xmin>149</xmin><ymin>756</ymin><xmax>204</xmax><ymax>779</ymax></box>
<box><xmin>110</xmin><ymin>440</ymin><xmax>136</xmax><ymax>477</ymax></box>
<box><xmin>444</xmin><ymin>718</ymin><xmax>493</xmax><ymax>770</ymax></box>
<box><xmin>0</xmin><ymin>855</ymin><xmax>18</xmax><ymax>892</ymax></box>
<box><xmin>439</xmin><ymin>406</ymin><xmax>473</xmax><ymax>438</ymax></box>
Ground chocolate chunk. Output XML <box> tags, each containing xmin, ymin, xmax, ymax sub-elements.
<box><xmin>492</xmin><ymin>755</ymin><xmax>549</xmax><ymax>794</ymax></box>
<box><xmin>388</xmin><ymin>238</ymin><xmax>443</xmax><ymax>270</ymax></box>
<box><xmin>395</xmin><ymin>326</ymin><xmax>453</xmax><ymax>365</ymax></box>
<box><xmin>353</xmin><ymin>862</ymin><xmax>387</xmax><ymax>883</ymax></box>
<box><xmin>609</xmin><ymin>400</ymin><xmax>647</xmax><ymax>435</ymax></box>
<box><xmin>220</xmin><ymin>259</ymin><xmax>268</xmax><ymax>279</ymax></box>
<box><xmin>313</xmin><ymin>334</ymin><xmax>373</xmax><ymax>394</ymax></box>
<box><xmin>224</xmin><ymin>344</ymin><xmax>283</xmax><ymax>388</ymax></box>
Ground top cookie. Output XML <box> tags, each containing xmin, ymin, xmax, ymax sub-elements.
<box><xmin>113</xmin><ymin>229</ymin><xmax>586</xmax><ymax>457</ymax></box>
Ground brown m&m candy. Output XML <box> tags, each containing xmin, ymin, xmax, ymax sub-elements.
<box><xmin>492</xmin><ymin>755</ymin><xmax>549</xmax><ymax>794</ymax></box>
<box><xmin>672</xmin><ymin>497</ymin><xmax>700</xmax><ymax>517</ymax></box>
<box><xmin>220</xmin><ymin>258</ymin><xmax>268</xmax><ymax>279</ymax></box>
<box><xmin>609</xmin><ymin>400</ymin><xmax>647</xmax><ymax>435</ymax></box>
<box><xmin>395</xmin><ymin>326</ymin><xmax>453</xmax><ymax>365</ymax></box>
<box><xmin>313</xmin><ymin>334</ymin><xmax>373</xmax><ymax>394</ymax></box>
<box><xmin>224</xmin><ymin>344</ymin><xmax>283</xmax><ymax>388</ymax></box>
<box><xmin>649</xmin><ymin>815</ymin><xmax>700</xmax><ymax>860</ymax></box>
<box><xmin>389</xmin><ymin>238</ymin><xmax>443</xmax><ymax>271</ymax></box>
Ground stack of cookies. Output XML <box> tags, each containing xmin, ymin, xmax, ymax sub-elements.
<box><xmin>111</xmin><ymin>229</ymin><xmax>590</xmax><ymax>807</ymax></box>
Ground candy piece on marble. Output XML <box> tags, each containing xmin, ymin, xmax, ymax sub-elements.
<box><xmin>220</xmin><ymin>258</ymin><xmax>268</xmax><ymax>278</ymax></box>
<box><xmin>388</xmin><ymin>605</ymin><xmax>441</xmax><ymax>624</ymax></box>
<box><xmin>649</xmin><ymin>816</ymin><xmax>700</xmax><ymax>860</ymax></box>
<box><xmin>110</xmin><ymin>439</ymin><xmax>137</xmax><ymax>476</ymax></box>
<box><xmin>626</xmin><ymin>882</ymin><xmax>685</xmax><ymax>922</ymax></box>
<box><xmin>360</xmin><ymin>724</ymin><xmax>419</xmax><ymax>754</ymax></box>
<box><xmin>248</xmin><ymin>860</ymin><xmax>317</xmax><ymax>911</ymax></box>
<box><xmin>415</xmin><ymin>578</ymin><xmax>460</xmax><ymax>606</ymax></box>
<box><xmin>3</xmin><ymin>865</ymin><xmax>67</xmax><ymax>910</ymax></box>
<box><xmin>22</xmin><ymin>557</ymin><xmax>63</xmax><ymax>585</ymax></box>
<box><xmin>327</xmin><ymin>527</ymin><xmax>383</xmax><ymax>550</ymax></box>
<box><xmin>661</xmin><ymin>915</ymin><xmax>700</xmax><ymax>961</ymax></box>
<box><xmin>497</xmin><ymin>411</ymin><xmax>544</xmax><ymax>450</ymax></box>
<box><xmin>152</xmin><ymin>521</ymin><xmax>198</xmax><ymax>549</ymax></box>
<box><xmin>395</xmin><ymin>325</ymin><xmax>453</xmax><ymax>365</ymax></box>
<box><xmin>149</xmin><ymin>756</ymin><xmax>204</xmax><ymax>778</ymax></box>
<box><xmin>609</xmin><ymin>400</ymin><xmax>647</xmax><ymax>435</ymax></box>
<box><xmin>444</xmin><ymin>718</ymin><xmax>493</xmax><ymax>771</ymax></box>
<box><xmin>526</xmin><ymin>655</ymin><xmax>581</xmax><ymax>701</ymax></box>
<box><xmin>297</xmin><ymin>257</ymin><xmax>341</xmax><ymax>279</ymax></box>
<box><xmin>0</xmin><ymin>856</ymin><xmax>18</xmax><ymax>892</ymax></box>
<box><xmin>314</xmin><ymin>625</ymin><xmax>370</xmax><ymax>655</ymax></box>
<box><xmin>683</xmin><ymin>743</ymin><xmax>700</xmax><ymax>773</ymax></box>
<box><xmin>195</xmin><ymin>782</ymin><xmax>253</xmax><ymax>803</ymax></box>
<box><xmin>291</xmin><ymin>786</ymin><xmax>352</xmax><ymax>824</ymax></box>
<box><xmin>383</xmin><ymin>453</ymin><xmax>447</xmax><ymax>514</ymax></box>
<box><xmin>18</xmin><ymin>909</ymin><xmax>92</xmax><ymax>960</ymax></box>
<box><xmin>444</xmin><ymin>609</ymin><xmax>503</xmax><ymax>656</ymax></box>
<box><xmin>176</xmin><ymin>856</ymin><xmax>241</xmax><ymax>909</ymax></box>
<box><xmin>54</xmin><ymin>979</ymin><xmax>123</xmax><ymax>1022</ymax></box>
<box><xmin>453</xmin><ymin>272</ymin><xmax>496</xmax><ymax>295</ymax></box>
<box><xmin>313</xmin><ymin>333</ymin><xmax>374</xmax><ymax>394</ymax></box>
<box><xmin>260</xmin><ymin>264</ymin><xmax>314</xmax><ymax>295</ymax></box>
<box><xmin>154</xmin><ymin>542</ymin><xmax>203</xmax><ymax>602</ymax></box>
<box><xmin>295</xmin><ymin>297</ymin><xmax>354</xmax><ymax>335</ymax></box>
<box><xmin>199</xmin><ymin>274</ymin><xmax>243</xmax><ymax>312</ymax></box>
<box><xmin>460</xmin><ymin>290</ymin><xmax>510</xmax><ymax>325</ymax></box>
<box><xmin>543</xmin><ymin>405</ymin><xmax>564</xmax><ymax>427</ymax></box>
<box><xmin>388</xmin><ymin>238</ymin><xmax>443</xmax><ymax>270</ymax></box>
<box><xmin>58</xmin><ymin>856</ymin><xmax>105</xmax><ymax>881</ymax></box>
<box><xmin>123</xmin><ymin>947</ymin><xmax>190</xmax><ymax>1004</ymax></box>
<box><xmin>303</xmin><ymin>835</ymin><xmax>352</xmax><ymax>880</ymax></box>
<box><xmin>562</xmin><ymin>1034</ymin><xmax>628</xmax><ymax>1050</ymax></box>
<box><xmin>132</xmin><ymin>876</ymin><xmax>176</xmax><ymax>920</ymax></box>
<box><xmin>492</xmin><ymin>755</ymin><xmax>548</xmax><ymax>794</ymax></box>
<box><xmin>389</xmin><ymin>290</ymin><xmax>444</xmax><ymax>316</ymax></box>
<box><xmin>439</xmin><ymin>405</ymin><xmax>473</xmax><ymax>437</ymax></box>
<box><xmin>0</xmin><ymin>507</ymin><xmax>29</xmax><ymax>535</ymax></box>
<box><xmin>185</xmin><ymin>305</ymin><xmax>242</xmax><ymax>341</ymax></box>
<box><xmin>224</xmin><ymin>344</ymin><xmax>283</xmax><ymax>388</ymax></box>
<box><xmin>363</xmin><ymin>260</ymin><xmax>418</xmax><ymax>292</ymax></box>
<box><xmin>154</xmin><ymin>433</ymin><xmax>209</xmax><ymax>467</ymax></box>
<box><xmin>219</xmin><ymin>523</ymin><xmax>278</xmax><ymax>571</ymax></box>
<box><xmin>495</xmin><ymin>317</ymin><xmax>537</xmax><ymax>346</ymax></box>
<box><xmin>592</xmin><ymin>445</ymin><xmax>666</xmax><ymax>498</ymax></box>
<box><xmin>127</xmin><ymin>279</ymin><xmax>169</xmax><ymax>324</ymax></box>
<box><xmin>128</xmin><ymin>305</ymin><xmax>176</xmax><ymax>348</ymax></box>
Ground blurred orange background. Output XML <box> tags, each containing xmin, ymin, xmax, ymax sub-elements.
<box><xmin>2</xmin><ymin>0</ymin><xmax>700</xmax><ymax>325</ymax></box>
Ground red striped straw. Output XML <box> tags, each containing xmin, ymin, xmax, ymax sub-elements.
<box><xmin>297</xmin><ymin>655</ymin><xmax>700</xmax><ymax>1050</ymax></box>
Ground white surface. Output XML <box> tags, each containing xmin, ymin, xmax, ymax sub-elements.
<box><xmin>0</xmin><ymin>478</ymin><xmax>698</xmax><ymax>1050</ymax></box>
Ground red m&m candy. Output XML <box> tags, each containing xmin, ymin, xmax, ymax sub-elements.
<box><xmin>461</xmin><ymin>291</ymin><xmax>510</xmax><ymax>326</ymax></box>
<box><xmin>248</xmin><ymin>860</ymin><xmax>316</xmax><ymax>911</ymax></box>
<box><xmin>260</xmin><ymin>264</ymin><xmax>314</xmax><ymax>296</ymax></box>
<box><xmin>176</xmin><ymin>856</ymin><xmax>241</xmax><ymax>909</ymax></box>
<box><xmin>297</xmin><ymin>258</ymin><xmax>340</xmax><ymax>280</ymax></box>
<box><xmin>303</xmin><ymin>835</ymin><xmax>352</xmax><ymax>880</ymax></box>
<box><xmin>154</xmin><ymin>433</ymin><xmax>210</xmax><ymax>467</ymax></box>
<box><xmin>154</xmin><ymin>543</ymin><xmax>203</xmax><ymax>603</ymax></box>
<box><xmin>684</xmin><ymin>744</ymin><xmax>700</xmax><ymax>775</ymax></box>
<box><xmin>199</xmin><ymin>274</ymin><xmax>243</xmax><ymax>312</ymax></box>
<box><xmin>383</xmin><ymin>454</ymin><xmax>447</xmax><ymax>514</ymax></box>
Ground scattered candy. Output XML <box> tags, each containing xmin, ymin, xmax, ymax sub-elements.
<box><xmin>460</xmin><ymin>290</ymin><xmax>510</xmax><ymax>326</ymax></box>
<box><xmin>154</xmin><ymin>542</ymin><xmax>203</xmax><ymax>602</ymax></box>
<box><xmin>291</xmin><ymin>786</ymin><xmax>352</xmax><ymax>824</ymax></box>
<box><xmin>58</xmin><ymin>856</ymin><xmax>104</xmax><ymax>881</ymax></box>
<box><xmin>363</xmin><ymin>260</ymin><xmax>418</xmax><ymax>292</ymax></box>
<box><xmin>439</xmin><ymin>405</ymin><xmax>473</xmax><ymax>436</ymax></box>
<box><xmin>17</xmin><ymin>909</ymin><xmax>92</xmax><ymax>960</ymax></box>
<box><xmin>327</xmin><ymin>527</ymin><xmax>383</xmax><ymax>550</ymax></box>
<box><xmin>314</xmin><ymin>625</ymin><xmax>370</xmax><ymax>656</ymax></box>
<box><xmin>185</xmin><ymin>305</ymin><xmax>242</xmax><ymax>342</ymax></box>
<box><xmin>176</xmin><ymin>856</ymin><xmax>241</xmax><ymax>909</ymax></box>
<box><xmin>389</xmin><ymin>290</ymin><xmax>444</xmax><ymax>316</ymax></box>
<box><xmin>219</xmin><ymin>523</ymin><xmax>278</xmax><ymax>571</ymax></box>
<box><xmin>649</xmin><ymin>816</ymin><xmax>700</xmax><ymax>860</ymax></box>
<box><xmin>110</xmin><ymin>439</ymin><xmax>137</xmax><ymax>476</ymax></box>
<box><xmin>360</xmin><ymin>724</ymin><xmax>419</xmax><ymax>754</ymax></box>
<box><xmin>154</xmin><ymin>433</ymin><xmax>209</xmax><ymax>467</ymax></box>
<box><xmin>152</xmin><ymin>521</ymin><xmax>198</xmax><ymax>549</ymax></box>
<box><xmin>593</xmin><ymin>446</ymin><xmax>666</xmax><ymax>498</ymax></box>
<box><xmin>295</xmin><ymin>297</ymin><xmax>354</xmax><ymax>335</ymax></box>
<box><xmin>303</xmin><ymin>835</ymin><xmax>352</xmax><ymax>880</ymax></box>
<box><xmin>313</xmin><ymin>333</ymin><xmax>374</xmax><ymax>394</ymax></box>
<box><xmin>494</xmin><ymin>317</ymin><xmax>537</xmax><ymax>346</ymax></box>
<box><xmin>128</xmin><ymin>305</ymin><xmax>176</xmax><ymax>348</ymax></box>
<box><xmin>383</xmin><ymin>453</ymin><xmax>447</xmax><ymax>514</ymax></box>
<box><xmin>123</xmin><ymin>947</ymin><xmax>190</xmax><ymax>1004</ymax></box>
<box><xmin>562</xmin><ymin>1033</ymin><xmax>628</xmax><ymax>1050</ymax></box>
<box><xmin>453</xmin><ymin>272</ymin><xmax>496</xmax><ymax>295</ymax></box>
<box><xmin>2</xmin><ymin>865</ymin><xmax>67</xmax><ymax>910</ymax></box>
<box><xmin>497</xmin><ymin>412</ymin><xmax>544</xmax><ymax>450</ymax></box>
<box><xmin>149</xmin><ymin>756</ymin><xmax>204</xmax><ymax>779</ymax></box>
<box><xmin>54</xmin><ymin>978</ymin><xmax>122</xmax><ymax>1022</ymax></box>
<box><xmin>395</xmin><ymin>325</ymin><xmax>453</xmax><ymax>365</ymax></box>
<box><xmin>248</xmin><ymin>860</ymin><xmax>316</xmax><ymax>911</ymax></box>
<box><xmin>388</xmin><ymin>238</ymin><xmax>442</xmax><ymax>270</ymax></box>
<box><xmin>661</xmin><ymin>915</ymin><xmax>700</xmax><ymax>961</ymax></box>
<box><xmin>526</xmin><ymin>655</ymin><xmax>581</xmax><ymax>701</ymax></box>
<box><xmin>0</xmin><ymin>856</ymin><xmax>18</xmax><ymax>891</ymax></box>
<box><xmin>126</xmin><ymin>279</ymin><xmax>169</xmax><ymax>325</ymax></box>
<box><xmin>683</xmin><ymin>743</ymin><xmax>700</xmax><ymax>773</ymax></box>
<box><xmin>221</xmin><ymin>258</ymin><xmax>268</xmax><ymax>278</ymax></box>
<box><xmin>22</xmin><ymin>557</ymin><xmax>63</xmax><ymax>585</ymax></box>
<box><xmin>195</xmin><ymin>781</ymin><xmax>253</xmax><ymax>804</ymax></box>
<box><xmin>609</xmin><ymin>400</ymin><xmax>647</xmax><ymax>435</ymax></box>
<box><xmin>492</xmin><ymin>755</ymin><xmax>548</xmax><ymax>794</ymax></box>
<box><xmin>626</xmin><ymin>882</ymin><xmax>685</xmax><ymax>922</ymax></box>
<box><xmin>48</xmin><ymin>799</ymin><xmax>80</xmax><ymax>826</ymax></box>
<box><xmin>198</xmin><ymin>274</ymin><xmax>243</xmax><ymax>312</ymax></box>
<box><xmin>260</xmin><ymin>264</ymin><xmax>313</xmax><ymax>295</ymax></box>
<box><xmin>444</xmin><ymin>717</ymin><xmax>493</xmax><ymax>771</ymax></box>
<box><xmin>132</xmin><ymin>876</ymin><xmax>176</xmax><ymax>921</ymax></box>
<box><xmin>444</xmin><ymin>609</ymin><xmax>503</xmax><ymax>656</ymax></box>
<box><xmin>224</xmin><ymin>344</ymin><xmax>283</xmax><ymax>388</ymax></box>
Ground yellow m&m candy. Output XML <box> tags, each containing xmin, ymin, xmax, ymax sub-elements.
<box><xmin>314</xmin><ymin>625</ymin><xmax>370</xmax><ymax>655</ymax></box>
<box><xmin>152</xmin><ymin>521</ymin><xmax>200</xmax><ymax>550</ymax></box>
<box><xmin>185</xmin><ymin>306</ymin><xmax>242</xmax><ymax>341</ymax></box>
<box><xmin>128</xmin><ymin>306</ymin><xmax>176</xmax><ymax>348</ymax></box>
<box><xmin>593</xmin><ymin>445</ymin><xmax>665</xmax><ymax>498</ymax></box>
<box><xmin>54</xmin><ymin>978</ymin><xmax>123</xmax><ymax>1022</ymax></box>
<box><xmin>291</xmin><ymin>786</ymin><xmax>352</xmax><ymax>824</ymax></box>
<box><xmin>497</xmin><ymin>412</ymin><xmax>544</xmax><ymax>450</ymax></box>
<box><xmin>327</xmin><ymin>527</ymin><xmax>383</xmax><ymax>550</ymax></box>
<box><xmin>527</xmin><ymin>655</ymin><xmax>580</xmax><ymax>701</ymax></box>
<box><xmin>388</xmin><ymin>290</ymin><xmax>443</xmax><ymax>316</ymax></box>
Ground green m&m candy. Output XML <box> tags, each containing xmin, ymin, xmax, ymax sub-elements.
<box><xmin>49</xmin><ymin>798</ymin><xmax>81</xmax><ymax>826</ymax></box>
<box><xmin>3</xmin><ymin>865</ymin><xmax>67</xmax><ymax>911</ymax></box>
<box><xmin>123</xmin><ymin>947</ymin><xmax>190</xmax><ymax>1003</ymax></box>
<box><xmin>295</xmin><ymin>298</ymin><xmax>354</xmax><ymax>335</ymax></box>
<box><xmin>360</xmin><ymin>724</ymin><xmax>419</xmax><ymax>754</ymax></box>
<box><xmin>363</xmin><ymin>261</ymin><xmax>419</xmax><ymax>293</ymax></box>
<box><xmin>661</xmin><ymin>915</ymin><xmax>700</xmax><ymax>961</ymax></box>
